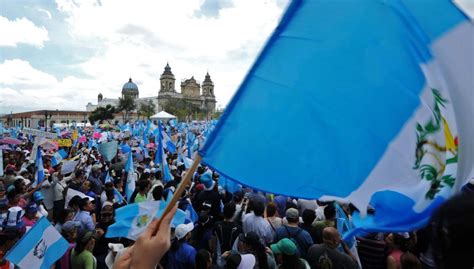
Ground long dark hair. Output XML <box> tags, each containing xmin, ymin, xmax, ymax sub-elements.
<box><xmin>75</xmin><ymin>232</ymin><xmax>93</xmax><ymax>254</ymax></box>
<box><xmin>243</xmin><ymin>234</ymin><xmax>269</xmax><ymax>269</ymax></box>
<box><xmin>195</xmin><ymin>249</ymin><xmax>211</xmax><ymax>269</ymax></box>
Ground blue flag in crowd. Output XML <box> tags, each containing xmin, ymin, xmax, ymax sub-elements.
<box><xmin>5</xmin><ymin>217</ymin><xmax>69</xmax><ymax>269</ymax></box>
<box><xmin>35</xmin><ymin>147</ymin><xmax>45</xmax><ymax>186</ymax></box>
<box><xmin>51</xmin><ymin>149</ymin><xmax>67</xmax><ymax>167</ymax></box>
<box><xmin>155</xmin><ymin>122</ymin><xmax>173</xmax><ymax>182</ymax></box>
<box><xmin>200</xmin><ymin>0</ymin><xmax>473</xmax><ymax>237</ymax></box>
<box><xmin>106</xmin><ymin>200</ymin><xmax>186</xmax><ymax>240</ymax></box>
<box><xmin>124</xmin><ymin>152</ymin><xmax>135</xmax><ymax>202</ymax></box>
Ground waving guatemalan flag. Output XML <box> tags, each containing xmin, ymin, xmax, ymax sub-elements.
<box><xmin>125</xmin><ymin>152</ymin><xmax>136</xmax><ymax>203</ymax></box>
<box><xmin>106</xmin><ymin>200</ymin><xmax>186</xmax><ymax>240</ymax></box>
<box><xmin>199</xmin><ymin>0</ymin><xmax>473</xmax><ymax>238</ymax></box>
<box><xmin>34</xmin><ymin>147</ymin><xmax>45</xmax><ymax>186</ymax></box>
<box><xmin>5</xmin><ymin>217</ymin><xmax>69</xmax><ymax>269</ymax></box>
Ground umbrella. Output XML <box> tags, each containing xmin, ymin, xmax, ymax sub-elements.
<box><xmin>0</xmin><ymin>137</ymin><xmax>21</xmax><ymax>145</ymax></box>
<box><xmin>39</xmin><ymin>139</ymin><xmax>59</xmax><ymax>150</ymax></box>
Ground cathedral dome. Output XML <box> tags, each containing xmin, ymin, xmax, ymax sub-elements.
<box><xmin>122</xmin><ymin>78</ymin><xmax>139</xmax><ymax>96</ymax></box>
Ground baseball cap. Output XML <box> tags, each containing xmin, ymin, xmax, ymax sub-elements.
<box><xmin>226</xmin><ymin>253</ymin><xmax>256</xmax><ymax>269</ymax></box>
<box><xmin>174</xmin><ymin>223</ymin><xmax>194</xmax><ymax>240</ymax></box>
<box><xmin>25</xmin><ymin>203</ymin><xmax>38</xmax><ymax>213</ymax></box>
<box><xmin>285</xmin><ymin>208</ymin><xmax>299</xmax><ymax>222</ymax></box>
<box><xmin>271</xmin><ymin>238</ymin><xmax>297</xmax><ymax>255</ymax></box>
<box><xmin>62</xmin><ymin>221</ymin><xmax>81</xmax><ymax>233</ymax></box>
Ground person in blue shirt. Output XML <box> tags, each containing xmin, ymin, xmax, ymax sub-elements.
<box><xmin>273</xmin><ymin>208</ymin><xmax>313</xmax><ymax>259</ymax></box>
<box><xmin>167</xmin><ymin>222</ymin><xmax>197</xmax><ymax>269</ymax></box>
<box><xmin>73</xmin><ymin>197</ymin><xmax>96</xmax><ymax>233</ymax></box>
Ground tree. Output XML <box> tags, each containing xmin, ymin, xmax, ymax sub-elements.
<box><xmin>162</xmin><ymin>98</ymin><xmax>200</xmax><ymax>121</ymax></box>
<box><xmin>117</xmin><ymin>94</ymin><xmax>136</xmax><ymax>121</ymax></box>
<box><xmin>138</xmin><ymin>100</ymin><xmax>156</xmax><ymax>119</ymax></box>
<box><xmin>89</xmin><ymin>104</ymin><xmax>116</xmax><ymax>123</ymax></box>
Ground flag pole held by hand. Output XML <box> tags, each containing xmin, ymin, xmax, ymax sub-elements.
<box><xmin>153</xmin><ymin>154</ymin><xmax>202</xmax><ymax>236</ymax></box>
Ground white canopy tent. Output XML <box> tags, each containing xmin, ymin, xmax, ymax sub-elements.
<box><xmin>150</xmin><ymin>111</ymin><xmax>177</xmax><ymax>120</ymax></box>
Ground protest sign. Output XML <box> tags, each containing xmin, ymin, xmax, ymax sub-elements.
<box><xmin>22</xmin><ymin>128</ymin><xmax>57</xmax><ymax>139</ymax></box>
<box><xmin>54</xmin><ymin>139</ymin><xmax>72</xmax><ymax>147</ymax></box>
<box><xmin>61</xmin><ymin>160</ymin><xmax>79</xmax><ymax>175</ymax></box>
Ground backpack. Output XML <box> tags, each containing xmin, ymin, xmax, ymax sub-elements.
<box><xmin>283</xmin><ymin>225</ymin><xmax>304</xmax><ymax>256</ymax></box>
<box><xmin>318</xmin><ymin>251</ymin><xmax>333</xmax><ymax>269</ymax></box>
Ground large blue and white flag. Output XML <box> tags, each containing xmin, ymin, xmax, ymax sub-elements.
<box><xmin>51</xmin><ymin>149</ymin><xmax>67</xmax><ymax>167</ymax></box>
<box><xmin>5</xmin><ymin>217</ymin><xmax>69</xmax><ymax>269</ymax></box>
<box><xmin>98</xmin><ymin>141</ymin><xmax>118</xmax><ymax>162</ymax></box>
<box><xmin>106</xmin><ymin>200</ymin><xmax>186</xmax><ymax>240</ymax></box>
<box><xmin>200</xmin><ymin>0</ymin><xmax>473</xmax><ymax>237</ymax></box>
<box><xmin>125</xmin><ymin>152</ymin><xmax>136</xmax><ymax>203</ymax></box>
<box><xmin>35</xmin><ymin>147</ymin><xmax>45</xmax><ymax>186</ymax></box>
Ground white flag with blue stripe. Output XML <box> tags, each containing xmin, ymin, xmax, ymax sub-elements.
<box><xmin>200</xmin><ymin>0</ymin><xmax>474</xmax><ymax>237</ymax></box>
<box><xmin>5</xmin><ymin>217</ymin><xmax>69</xmax><ymax>269</ymax></box>
<box><xmin>106</xmin><ymin>200</ymin><xmax>186</xmax><ymax>240</ymax></box>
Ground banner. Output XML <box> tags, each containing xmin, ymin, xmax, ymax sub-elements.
<box><xmin>21</xmin><ymin>128</ymin><xmax>56</xmax><ymax>139</ymax></box>
<box><xmin>98</xmin><ymin>141</ymin><xmax>119</xmax><ymax>162</ymax></box>
<box><xmin>61</xmin><ymin>160</ymin><xmax>79</xmax><ymax>175</ymax></box>
<box><xmin>54</xmin><ymin>139</ymin><xmax>72</xmax><ymax>147</ymax></box>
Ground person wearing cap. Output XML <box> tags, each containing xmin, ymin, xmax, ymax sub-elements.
<box><xmin>194</xmin><ymin>170</ymin><xmax>223</xmax><ymax>221</ymax></box>
<box><xmin>270</xmin><ymin>238</ymin><xmax>310</xmax><ymax>269</ymax></box>
<box><xmin>22</xmin><ymin>203</ymin><xmax>39</xmax><ymax>227</ymax></box>
<box><xmin>167</xmin><ymin>222</ymin><xmax>197</xmax><ymax>269</ymax></box>
<box><xmin>224</xmin><ymin>253</ymin><xmax>256</xmax><ymax>269</ymax></box>
<box><xmin>237</xmin><ymin>231</ymin><xmax>276</xmax><ymax>269</ymax></box>
<box><xmin>88</xmin><ymin>163</ymin><xmax>104</xmax><ymax>195</ymax></box>
<box><xmin>273</xmin><ymin>208</ymin><xmax>313</xmax><ymax>259</ymax></box>
<box><xmin>32</xmin><ymin>191</ymin><xmax>49</xmax><ymax>218</ymax></box>
<box><xmin>57</xmin><ymin>220</ymin><xmax>81</xmax><ymax>269</ymax></box>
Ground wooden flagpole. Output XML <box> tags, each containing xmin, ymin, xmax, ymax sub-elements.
<box><xmin>153</xmin><ymin>154</ymin><xmax>202</xmax><ymax>235</ymax></box>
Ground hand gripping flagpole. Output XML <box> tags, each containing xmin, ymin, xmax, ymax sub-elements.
<box><xmin>153</xmin><ymin>154</ymin><xmax>202</xmax><ymax>236</ymax></box>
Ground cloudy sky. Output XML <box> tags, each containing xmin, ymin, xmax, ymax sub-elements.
<box><xmin>0</xmin><ymin>0</ymin><xmax>289</xmax><ymax>114</ymax></box>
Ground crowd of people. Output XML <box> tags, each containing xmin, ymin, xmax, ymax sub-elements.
<box><xmin>0</xmin><ymin>121</ymin><xmax>472</xmax><ymax>269</ymax></box>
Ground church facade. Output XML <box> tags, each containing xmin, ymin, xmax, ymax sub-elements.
<box><xmin>86</xmin><ymin>63</ymin><xmax>217</xmax><ymax>113</ymax></box>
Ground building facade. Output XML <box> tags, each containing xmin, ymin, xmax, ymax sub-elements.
<box><xmin>0</xmin><ymin>110</ymin><xmax>90</xmax><ymax>129</ymax></box>
<box><xmin>86</xmin><ymin>63</ymin><xmax>217</xmax><ymax>113</ymax></box>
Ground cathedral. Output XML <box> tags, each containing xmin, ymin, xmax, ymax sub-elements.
<box><xmin>86</xmin><ymin>63</ymin><xmax>217</xmax><ymax>113</ymax></box>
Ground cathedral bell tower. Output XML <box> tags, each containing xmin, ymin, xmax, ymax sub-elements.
<box><xmin>159</xmin><ymin>63</ymin><xmax>176</xmax><ymax>93</ymax></box>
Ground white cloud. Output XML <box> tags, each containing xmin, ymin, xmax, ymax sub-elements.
<box><xmin>1</xmin><ymin>1</ymin><xmax>288</xmax><ymax>113</ymax></box>
<box><xmin>52</xmin><ymin>0</ymin><xmax>288</xmax><ymax>109</ymax></box>
<box><xmin>0</xmin><ymin>59</ymin><xmax>100</xmax><ymax>113</ymax></box>
<box><xmin>38</xmin><ymin>8</ymin><xmax>52</xmax><ymax>19</ymax></box>
<box><xmin>0</xmin><ymin>16</ymin><xmax>49</xmax><ymax>48</ymax></box>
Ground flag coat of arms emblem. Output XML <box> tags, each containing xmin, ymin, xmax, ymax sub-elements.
<box><xmin>5</xmin><ymin>217</ymin><xmax>69</xmax><ymax>269</ymax></box>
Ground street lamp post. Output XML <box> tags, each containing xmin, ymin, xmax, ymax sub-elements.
<box><xmin>44</xmin><ymin>110</ymin><xmax>52</xmax><ymax>131</ymax></box>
